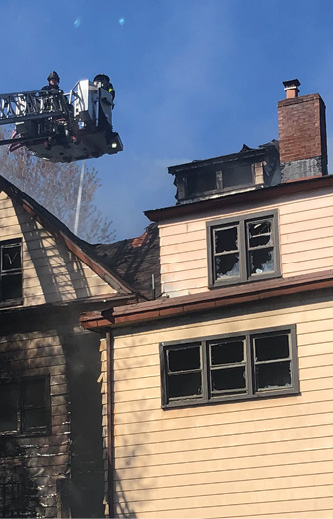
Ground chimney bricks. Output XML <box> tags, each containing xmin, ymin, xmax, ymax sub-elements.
<box><xmin>278</xmin><ymin>79</ymin><xmax>328</xmax><ymax>181</ymax></box>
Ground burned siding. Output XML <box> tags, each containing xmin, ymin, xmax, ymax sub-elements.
<box><xmin>0</xmin><ymin>308</ymin><xmax>104</xmax><ymax>518</ymax></box>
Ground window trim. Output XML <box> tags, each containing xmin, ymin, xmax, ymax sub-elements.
<box><xmin>160</xmin><ymin>325</ymin><xmax>299</xmax><ymax>409</ymax></box>
<box><xmin>207</xmin><ymin>210</ymin><xmax>281</xmax><ymax>288</ymax></box>
<box><xmin>0</xmin><ymin>237</ymin><xmax>23</xmax><ymax>307</ymax></box>
<box><xmin>0</xmin><ymin>375</ymin><xmax>51</xmax><ymax>436</ymax></box>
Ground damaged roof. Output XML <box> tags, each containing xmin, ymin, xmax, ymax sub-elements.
<box><xmin>92</xmin><ymin>224</ymin><xmax>160</xmax><ymax>300</ymax></box>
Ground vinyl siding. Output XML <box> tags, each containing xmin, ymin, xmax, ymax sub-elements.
<box><xmin>108</xmin><ymin>294</ymin><xmax>333</xmax><ymax>518</ymax></box>
<box><xmin>0</xmin><ymin>192</ymin><xmax>116</xmax><ymax>306</ymax></box>
<box><xmin>159</xmin><ymin>187</ymin><xmax>333</xmax><ymax>297</ymax></box>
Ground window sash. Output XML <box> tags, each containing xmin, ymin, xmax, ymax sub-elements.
<box><xmin>208</xmin><ymin>211</ymin><xmax>280</xmax><ymax>287</ymax></box>
<box><xmin>0</xmin><ymin>376</ymin><xmax>50</xmax><ymax>436</ymax></box>
<box><xmin>161</xmin><ymin>327</ymin><xmax>298</xmax><ymax>407</ymax></box>
<box><xmin>0</xmin><ymin>239</ymin><xmax>23</xmax><ymax>304</ymax></box>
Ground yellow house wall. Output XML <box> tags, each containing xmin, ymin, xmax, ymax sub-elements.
<box><xmin>0</xmin><ymin>192</ymin><xmax>116</xmax><ymax>306</ymax></box>
<box><xmin>109</xmin><ymin>294</ymin><xmax>333</xmax><ymax>518</ymax></box>
<box><xmin>159</xmin><ymin>186</ymin><xmax>333</xmax><ymax>297</ymax></box>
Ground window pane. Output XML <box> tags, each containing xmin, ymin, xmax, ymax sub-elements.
<box><xmin>249</xmin><ymin>248</ymin><xmax>274</xmax><ymax>274</ymax></box>
<box><xmin>256</xmin><ymin>361</ymin><xmax>291</xmax><ymax>389</ymax></box>
<box><xmin>215</xmin><ymin>254</ymin><xmax>240</xmax><ymax>278</ymax></box>
<box><xmin>255</xmin><ymin>334</ymin><xmax>290</xmax><ymax>362</ymax></box>
<box><xmin>211</xmin><ymin>340</ymin><xmax>244</xmax><ymax>365</ymax></box>
<box><xmin>2</xmin><ymin>244</ymin><xmax>21</xmax><ymax>271</ymax></box>
<box><xmin>215</xmin><ymin>227</ymin><xmax>238</xmax><ymax>253</ymax></box>
<box><xmin>1</xmin><ymin>273</ymin><xmax>22</xmax><ymax>301</ymax></box>
<box><xmin>248</xmin><ymin>220</ymin><xmax>272</xmax><ymax>249</ymax></box>
<box><xmin>0</xmin><ymin>384</ymin><xmax>18</xmax><ymax>432</ymax></box>
<box><xmin>22</xmin><ymin>378</ymin><xmax>47</xmax><ymax>407</ymax></box>
<box><xmin>211</xmin><ymin>366</ymin><xmax>246</xmax><ymax>392</ymax></box>
<box><xmin>168</xmin><ymin>345</ymin><xmax>200</xmax><ymax>372</ymax></box>
<box><xmin>168</xmin><ymin>372</ymin><xmax>202</xmax><ymax>399</ymax></box>
<box><xmin>23</xmin><ymin>408</ymin><xmax>48</xmax><ymax>432</ymax></box>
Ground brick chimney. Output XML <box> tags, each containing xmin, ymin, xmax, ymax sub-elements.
<box><xmin>278</xmin><ymin>79</ymin><xmax>328</xmax><ymax>182</ymax></box>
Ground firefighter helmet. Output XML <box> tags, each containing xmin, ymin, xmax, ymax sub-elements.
<box><xmin>47</xmin><ymin>71</ymin><xmax>60</xmax><ymax>82</ymax></box>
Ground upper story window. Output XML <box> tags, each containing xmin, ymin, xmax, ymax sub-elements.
<box><xmin>0</xmin><ymin>376</ymin><xmax>51</xmax><ymax>436</ymax></box>
<box><xmin>160</xmin><ymin>326</ymin><xmax>298</xmax><ymax>408</ymax></box>
<box><xmin>0</xmin><ymin>238</ymin><xmax>22</xmax><ymax>305</ymax></box>
<box><xmin>207</xmin><ymin>210</ymin><xmax>280</xmax><ymax>287</ymax></box>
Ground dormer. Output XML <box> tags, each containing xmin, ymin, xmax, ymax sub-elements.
<box><xmin>169</xmin><ymin>141</ymin><xmax>280</xmax><ymax>205</ymax></box>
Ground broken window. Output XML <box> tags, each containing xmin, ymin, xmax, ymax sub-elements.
<box><xmin>208</xmin><ymin>211</ymin><xmax>280</xmax><ymax>287</ymax></box>
<box><xmin>0</xmin><ymin>376</ymin><xmax>50</xmax><ymax>436</ymax></box>
<box><xmin>247</xmin><ymin>218</ymin><xmax>275</xmax><ymax>275</ymax></box>
<box><xmin>160</xmin><ymin>327</ymin><xmax>298</xmax><ymax>408</ymax></box>
<box><xmin>213</xmin><ymin>225</ymin><xmax>240</xmax><ymax>279</ymax></box>
<box><xmin>165</xmin><ymin>344</ymin><xmax>202</xmax><ymax>400</ymax></box>
<box><xmin>210</xmin><ymin>338</ymin><xmax>247</xmax><ymax>395</ymax></box>
<box><xmin>0</xmin><ymin>239</ymin><xmax>22</xmax><ymax>305</ymax></box>
<box><xmin>253</xmin><ymin>333</ymin><xmax>292</xmax><ymax>390</ymax></box>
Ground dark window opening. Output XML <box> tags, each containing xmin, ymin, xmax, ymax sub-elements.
<box><xmin>0</xmin><ymin>384</ymin><xmax>19</xmax><ymax>433</ymax></box>
<box><xmin>21</xmin><ymin>377</ymin><xmax>50</xmax><ymax>434</ymax></box>
<box><xmin>253</xmin><ymin>333</ymin><xmax>292</xmax><ymax>391</ymax></box>
<box><xmin>161</xmin><ymin>327</ymin><xmax>298</xmax><ymax>408</ymax></box>
<box><xmin>187</xmin><ymin>170</ymin><xmax>217</xmax><ymax>197</ymax></box>
<box><xmin>0</xmin><ymin>377</ymin><xmax>50</xmax><ymax>436</ymax></box>
<box><xmin>165</xmin><ymin>344</ymin><xmax>202</xmax><ymax>401</ymax></box>
<box><xmin>247</xmin><ymin>218</ymin><xmax>275</xmax><ymax>275</ymax></box>
<box><xmin>208</xmin><ymin>211</ymin><xmax>280</xmax><ymax>287</ymax></box>
<box><xmin>182</xmin><ymin>162</ymin><xmax>254</xmax><ymax>201</ymax></box>
<box><xmin>222</xmin><ymin>163</ymin><xmax>253</xmax><ymax>189</ymax></box>
<box><xmin>214</xmin><ymin>225</ymin><xmax>240</xmax><ymax>279</ymax></box>
<box><xmin>0</xmin><ymin>239</ymin><xmax>22</xmax><ymax>304</ymax></box>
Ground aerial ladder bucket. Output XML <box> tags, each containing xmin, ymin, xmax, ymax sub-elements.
<box><xmin>0</xmin><ymin>79</ymin><xmax>123</xmax><ymax>163</ymax></box>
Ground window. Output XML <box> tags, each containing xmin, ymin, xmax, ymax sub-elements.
<box><xmin>160</xmin><ymin>327</ymin><xmax>298</xmax><ymax>408</ymax></box>
<box><xmin>0</xmin><ymin>239</ymin><xmax>22</xmax><ymax>305</ymax></box>
<box><xmin>207</xmin><ymin>211</ymin><xmax>280</xmax><ymax>287</ymax></box>
<box><xmin>0</xmin><ymin>376</ymin><xmax>50</xmax><ymax>435</ymax></box>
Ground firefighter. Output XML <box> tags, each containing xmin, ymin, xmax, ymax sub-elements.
<box><xmin>41</xmin><ymin>71</ymin><xmax>61</xmax><ymax>92</ymax></box>
<box><xmin>93</xmin><ymin>74</ymin><xmax>115</xmax><ymax>104</ymax></box>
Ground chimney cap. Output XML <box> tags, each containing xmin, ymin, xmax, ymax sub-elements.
<box><xmin>283</xmin><ymin>79</ymin><xmax>301</xmax><ymax>89</ymax></box>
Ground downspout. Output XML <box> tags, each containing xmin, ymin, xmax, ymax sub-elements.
<box><xmin>106</xmin><ymin>331</ymin><xmax>114</xmax><ymax>518</ymax></box>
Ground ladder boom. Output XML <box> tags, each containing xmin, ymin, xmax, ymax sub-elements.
<box><xmin>0</xmin><ymin>90</ymin><xmax>71</xmax><ymax>125</ymax></box>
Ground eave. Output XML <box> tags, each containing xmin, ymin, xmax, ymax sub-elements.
<box><xmin>80</xmin><ymin>269</ymin><xmax>333</xmax><ymax>330</ymax></box>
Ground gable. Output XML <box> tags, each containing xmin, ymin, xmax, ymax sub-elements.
<box><xmin>0</xmin><ymin>191</ymin><xmax>121</xmax><ymax>307</ymax></box>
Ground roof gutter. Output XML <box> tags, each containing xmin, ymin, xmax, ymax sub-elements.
<box><xmin>81</xmin><ymin>269</ymin><xmax>333</xmax><ymax>330</ymax></box>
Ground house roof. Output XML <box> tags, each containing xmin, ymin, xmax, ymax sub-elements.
<box><xmin>0</xmin><ymin>174</ymin><xmax>137</xmax><ymax>297</ymax></box>
<box><xmin>92</xmin><ymin>224</ymin><xmax>160</xmax><ymax>300</ymax></box>
<box><xmin>167</xmin><ymin>140</ymin><xmax>279</xmax><ymax>175</ymax></box>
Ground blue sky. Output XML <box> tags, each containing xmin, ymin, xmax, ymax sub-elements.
<box><xmin>1</xmin><ymin>0</ymin><xmax>333</xmax><ymax>241</ymax></box>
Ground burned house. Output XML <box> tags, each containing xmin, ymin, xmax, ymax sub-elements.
<box><xmin>82</xmin><ymin>79</ymin><xmax>333</xmax><ymax>518</ymax></box>
<box><xmin>0</xmin><ymin>176</ymin><xmax>145</xmax><ymax>518</ymax></box>
<box><xmin>1</xmin><ymin>77</ymin><xmax>333</xmax><ymax>518</ymax></box>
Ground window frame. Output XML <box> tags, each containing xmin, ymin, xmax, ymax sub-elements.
<box><xmin>207</xmin><ymin>210</ymin><xmax>281</xmax><ymax>288</ymax></box>
<box><xmin>0</xmin><ymin>375</ymin><xmax>51</xmax><ymax>436</ymax></box>
<box><xmin>0</xmin><ymin>238</ymin><xmax>23</xmax><ymax>307</ymax></box>
<box><xmin>160</xmin><ymin>326</ymin><xmax>299</xmax><ymax>409</ymax></box>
